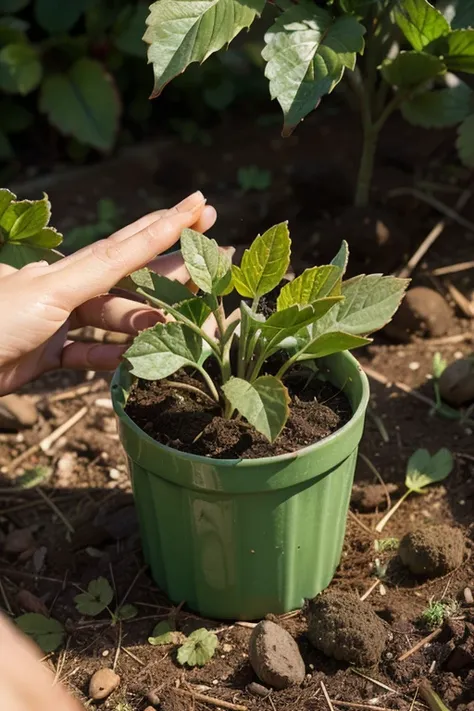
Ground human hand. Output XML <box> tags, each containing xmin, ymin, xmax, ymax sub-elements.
<box><xmin>0</xmin><ymin>192</ymin><xmax>217</xmax><ymax>395</ymax></box>
<box><xmin>0</xmin><ymin>613</ymin><xmax>83</xmax><ymax>711</ymax></box>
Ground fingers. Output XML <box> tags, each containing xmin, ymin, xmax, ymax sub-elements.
<box><xmin>71</xmin><ymin>294</ymin><xmax>164</xmax><ymax>334</ymax></box>
<box><xmin>45</xmin><ymin>192</ymin><xmax>207</xmax><ymax>309</ymax></box>
<box><xmin>61</xmin><ymin>342</ymin><xmax>128</xmax><ymax>371</ymax></box>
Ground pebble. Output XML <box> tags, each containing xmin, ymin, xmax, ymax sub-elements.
<box><xmin>247</xmin><ymin>681</ymin><xmax>271</xmax><ymax>697</ymax></box>
<box><xmin>464</xmin><ymin>587</ymin><xmax>473</xmax><ymax>605</ymax></box>
<box><xmin>249</xmin><ymin>620</ymin><xmax>305</xmax><ymax>690</ymax></box>
<box><xmin>89</xmin><ymin>668</ymin><xmax>120</xmax><ymax>700</ymax></box>
<box><xmin>16</xmin><ymin>589</ymin><xmax>49</xmax><ymax>616</ymax></box>
<box><xmin>147</xmin><ymin>690</ymin><xmax>161</xmax><ymax>706</ymax></box>
<box><xmin>438</xmin><ymin>358</ymin><xmax>474</xmax><ymax>407</ymax></box>
<box><xmin>4</xmin><ymin>528</ymin><xmax>34</xmax><ymax>555</ymax></box>
<box><xmin>0</xmin><ymin>394</ymin><xmax>38</xmax><ymax>430</ymax></box>
<box><xmin>109</xmin><ymin>468</ymin><xmax>120</xmax><ymax>480</ymax></box>
<box><xmin>95</xmin><ymin>398</ymin><xmax>113</xmax><ymax>409</ymax></box>
<box><xmin>408</xmin><ymin>361</ymin><xmax>420</xmax><ymax>371</ymax></box>
<box><xmin>144</xmin><ymin>707</ymin><xmax>155</xmax><ymax>711</ymax></box>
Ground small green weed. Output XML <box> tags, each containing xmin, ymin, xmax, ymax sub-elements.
<box><xmin>421</xmin><ymin>599</ymin><xmax>460</xmax><ymax>630</ymax></box>
<box><xmin>74</xmin><ymin>577</ymin><xmax>137</xmax><ymax>625</ymax></box>
<box><xmin>374</xmin><ymin>538</ymin><xmax>399</xmax><ymax>553</ymax></box>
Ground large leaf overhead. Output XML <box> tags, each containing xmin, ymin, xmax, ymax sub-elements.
<box><xmin>262</xmin><ymin>2</ymin><xmax>365</xmax><ymax>132</ymax></box>
<box><xmin>144</xmin><ymin>0</ymin><xmax>265</xmax><ymax>98</ymax></box>
<box><xmin>380</xmin><ymin>51</ymin><xmax>446</xmax><ymax>87</ymax></box>
<box><xmin>124</xmin><ymin>322</ymin><xmax>203</xmax><ymax>380</ymax></box>
<box><xmin>394</xmin><ymin>0</ymin><xmax>450</xmax><ymax>52</ymax></box>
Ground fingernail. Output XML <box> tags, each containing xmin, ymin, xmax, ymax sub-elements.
<box><xmin>175</xmin><ymin>191</ymin><xmax>206</xmax><ymax>212</ymax></box>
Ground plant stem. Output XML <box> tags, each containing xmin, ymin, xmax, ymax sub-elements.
<box><xmin>194</xmin><ymin>364</ymin><xmax>220</xmax><ymax>402</ymax></box>
<box><xmin>251</xmin><ymin>295</ymin><xmax>260</xmax><ymax>312</ymax></box>
<box><xmin>354</xmin><ymin>123</ymin><xmax>378</xmax><ymax>208</ymax></box>
<box><xmin>375</xmin><ymin>489</ymin><xmax>411</xmax><ymax>533</ymax></box>
<box><xmin>136</xmin><ymin>288</ymin><xmax>221</xmax><ymax>360</ymax></box>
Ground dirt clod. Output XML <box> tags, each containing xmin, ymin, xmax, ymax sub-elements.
<box><xmin>249</xmin><ymin>620</ymin><xmax>306</xmax><ymax>690</ymax></box>
<box><xmin>3</xmin><ymin>528</ymin><xmax>34</xmax><ymax>555</ymax></box>
<box><xmin>399</xmin><ymin>525</ymin><xmax>465</xmax><ymax>577</ymax></box>
<box><xmin>88</xmin><ymin>668</ymin><xmax>120</xmax><ymax>700</ymax></box>
<box><xmin>438</xmin><ymin>358</ymin><xmax>474</xmax><ymax>407</ymax></box>
<box><xmin>385</xmin><ymin>286</ymin><xmax>452</xmax><ymax>341</ymax></box>
<box><xmin>307</xmin><ymin>590</ymin><xmax>387</xmax><ymax>667</ymax></box>
<box><xmin>351</xmin><ymin>483</ymin><xmax>398</xmax><ymax>511</ymax></box>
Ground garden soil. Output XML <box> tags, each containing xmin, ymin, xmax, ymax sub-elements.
<box><xmin>1</xmin><ymin>108</ymin><xmax>474</xmax><ymax>710</ymax></box>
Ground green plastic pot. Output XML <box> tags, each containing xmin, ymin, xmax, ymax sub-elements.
<box><xmin>111</xmin><ymin>351</ymin><xmax>369</xmax><ymax>620</ymax></box>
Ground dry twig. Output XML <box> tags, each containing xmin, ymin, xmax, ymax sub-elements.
<box><xmin>321</xmin><ymin>681</ymin><xmax>336</xmax><ymax>711</ymax></box>
<box><xmin>433</xmin><ymin>260</ymin><xmax>474</xmax><ymax>276</ymax></box>
<box><xmin>177</xmin><ymin>688</ymin><xmax>248</xmax><ymax>711</ymax></box>
<box><xmin>398</xmin><ymin>628</ymin><xmax>442</xmax><ymax>662</ymax></box>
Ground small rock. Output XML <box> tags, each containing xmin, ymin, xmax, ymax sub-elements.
<box><xmin>438</xmin><ymin>358</ymin><xmax>474</xmax><ymax>407</ymax></box>
<box><xmin>385</xmin><ymin>286</ymin><xmax>452</xmax><ymax>341</ymax></box>
<box><xmin>464</xmin><ymin>587</ymin><xmax>473</xmax><ymax>605</ymax></box>
<box><xmin>249</xmin><ymin>620</ymin><xmax>305</xmax><ymax>690</ymax></box>
<box><xmin>144</xmin><ymin>707</ymin><xmax>156</xmax><ymax>711</ymax></box>
<box><xmin>0</xmin><ymin>394</ymin><xmax>38</xmax><ymax>430</ymax></box>
<box><xmin>109</xmin><ymin>468</ymin><xmax>120</xmax><ymax>480</ymax></box>
<box><xmin>16</xmin><ymin>589</ymin><xmax>49</xmax><ymax>616</ymax></box>
<box><xmin>89</xmin><ymin>668</ymin><xmax>120</xmax><ymax>700</ymax></box>
<box><xmin>222</xmin><ymin>643</ymin><xmax>233</xmax><ymax>653</ymax></box>
<box><xmin>399</xmin><ymin>525</ymin><xmax>465</xmax><ymax>577</ymax></box>
<box><xmin>247</xmin><ymin>681</ymin><xmax>271</xmax><ymax>697</ymax></box>
<box><xmin>4</xmin><ymin>528</ymin><xmax>34</xmax><ymax>555</ymax></box>
<box><xmin>147</xmin><ymin>690</ymin><xmax>161</xmax><ymax>706</ymax></box>
<box><xmin>307</xmin><ymin>590</ymin><xmax>387</xmax><ymax>667</ymax></box>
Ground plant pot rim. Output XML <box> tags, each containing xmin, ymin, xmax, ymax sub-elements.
<box><xmin>111</xmin><ymin>351</ymin><xmax>369</xmax><ymax>468</ymax></box>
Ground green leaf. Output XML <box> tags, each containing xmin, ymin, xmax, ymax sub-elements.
<box><xmin>127</xmin><ymin>268</ymin><xmax>193</xmax><ymax>305</ymax></box>
<box><xmin>312</xmin><ymin>274</ymin><xmax>409</xmax><ymax>337</ymax></box>
<box><xmin>297</xmin><ymin>330</ymin><xmax>371</xmax><ymax>358</ymax></box>
<box><xmin>0</xmin><ymin>43</ymin><xmax>42</xmax><ymax>95</ymax></box>
<box><xmin>145</xmin><ymin>0</ymin><xmax>264</xmax><ymax>99</ymax></box>
<box><xmin>148</xmin><ymin>620</ymin><xmax>181</xmax><ymax>645</ymax></box>
<box><xmin>232</xmin><ymin>222</ymin><xmax>291</xmax><ymax>299</ymax></box>
<box><xmin>16</xmin><ymin>614</ymin><xmax>64</xmax><ymax>653</ymax></box>
<box><xmin>262</xmin><ymin>3</ymin><xmax>365</xmax><ymax>132</ymax></box>
<box><xmin>432</xmin><ymin>352</ymin><xmax>448</xmax><ymax>379</ymax></box>
<box><xmin>380</xmin><ymin>51</ymin><xmax>446</xmax><ymax>87</ymax></box>
<box><xmin>0</xmin><ymin>188</ymin><xmax>14</xmax><ymax>220</ymax></box>
<box><xmin>401</xmin><ymin>83</ymin><xmax>473</xmax><ymax>128</ymax></box>
<box><xmin>441</xmin><ymin>29</ymin><xmax>474</xmax><ymax>72</ymax></box>
<box><xmin>331</xmin><ymin>240</ymin><xmax>349</xmax><ymax>275</ymax></box>
<box><xmin>405</xmin><ymin>448</ymin><xmax>453</xmax><ymax>493</ymax></box>
<box><xmin>222</xmin><ymin>375</ymin><xmax>290</xmax><ymax>442</ymax></box>
<box><xmin>124</xmin><ymin>322</ymin><xmax>203</xmax><ymax>380</ymax></box>
<box><xmin>14</xmin><ymin>465</ymin><xmax>51</xmax><ymax>489</ymax></box>
<box><xmin>277</xmin><ymin>265</ymin><xmax>342</xmax><ymax>310</ymax></box>
<box><xmin>180</xmin><ymin>229</ymin><xmax>232</xmax><ymax>295</ymax></box>
<box><xmin>261</xmin><ymin>299</ymin><xmax>343</xmax><ymax>351</ymax></box>
<box><xmin>9</xmin><ymin>194</ymin><xmax>51</xmax><ymax>241</ymax></box>
<box><xmin>456</xmin><ymin>113</ymin><xmax>474</xmax><ymax>167</ymax></box>
<box><xmin>0</xmin><ymin>243</ymin><xmax>63</xmax><ymax>268</ymax></box>
<box><xmin>74</xmin><ymin>577</ymin><xmax>114</xmax><ymax>617</ymax></box>
<box><xmin>395</xmin><ymin>0</ymin><xmax>450</xmax><ymax>51</ymax></box>
<box><xmin>35</xmin><ymin>0</ymin><xmax>88</xmax><ymax>33</ymax></box>
<box><xmin>116</xmin><ymin>604</ymin><xmax>138</xmax><ymax>621</ymax></box>
<box><xmin>114</xmin><ymin>3</ymin><xmax>148</xmax><ymax>58</ymax></box>
<box><xmin>39</xmin><ymin>58</ymin><xmax>120</xmax><ymax>151</ymax></box>
<box><xmin>174</xmin><ymin>297</ymin><xmax>212</xmax><ymax>327</ymax></box>
<box><xmin>177</xmin><ymin>628</ymin><xmax>218</xmax><ymax>667</ymax></box>
<box><xmin>25</xmin><ymin>226</ymin><xmax>63</xmax><ymax>248</ymax></box>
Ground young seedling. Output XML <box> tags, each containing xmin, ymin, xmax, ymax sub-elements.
<box><xmin>15</xmin><ymin>613</ymin><xmax>65</xmax><ymax>653</ymax></box>
<box><xmin>124</xmin><ymin>223</ymin><xmax>408</xmax><ymax>443</ymax></box>
<box><xmin>237</xmin><ymin>165</ymin><xmax>272</xmax><ymax>192</ymax></box>
<box><xmin>0</xmin><ymin>188</ymin><xmax>63</xmax><ymax>267</ymax></box>
<box><xmin>375</xmin><ymin>448</ymin><xmax>454</xmax><ymax>533</ymax></box>
<box><xmin>148</xmin><ymin>619</ymin><xmax>184</xmax><ymax>646</ymax></box>
<box><xmin>374</xmin><ymin>537</ymin><xmax>399</xmax><ymax>553</ymax></box>
<box><xmin>74</xmin><ymin>577</ymin><xmax>137</xmax><ymax>624</ymax></box>
<box><xmin>176</xmin><ymin>628</ymin><xmax>218</xmax><ymax>667</ymax></box>
<box><xmin>421</xmin><ymin>598</ymin><xmax>460</xmax><ymax>630</ymax></box>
